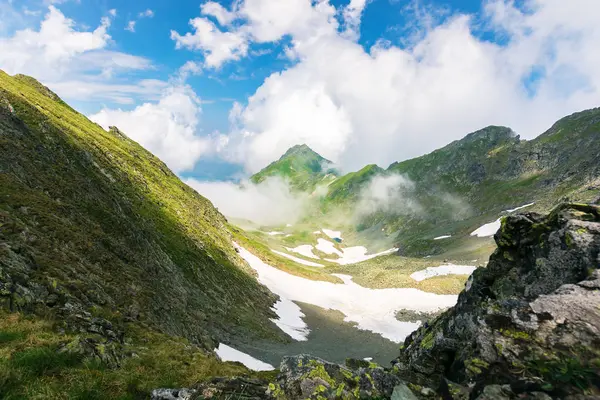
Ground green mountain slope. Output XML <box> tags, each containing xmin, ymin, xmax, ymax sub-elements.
<box><xmin>270</xmin><ymin>110</ymin><xmax>600</xmax><ymax>256</ymax></box>
<box><xmin>250</xmin><ymin>144</ymin><xmax>338</xmax><ymax>191</ymax></box>
<box><xmin>0</xmin><ymin>71</ymin><xmax>282</xmax><ymax>397</ymax></box>
<box><xmin>378</xmin><ymin>110</ymin><xmax>600</xmax><ymax>254</ymax></box>
<box><xmin>324</xmin><ymin>164</ymin><xmax>384</xmax><ymax>205</ymax></box>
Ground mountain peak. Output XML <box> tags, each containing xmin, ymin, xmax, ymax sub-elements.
<box><xmin>280</xmin><ymin>143</ymin><xmax>327</xmax><ymax>161</ymax></box>
<box><xmin>250</xmin><ymin>144</ymin><xmax>338</xmax><ymax>190</ymax></box>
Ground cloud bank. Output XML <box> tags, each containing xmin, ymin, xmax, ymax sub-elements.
<box><xmin>0</xmin><ymin>6</ymin><xmax>162</xmax><ymax>104</ymax></box>
<box><xmin>172</xmin><ymin>0</ymin><xmax>600</xmax><ymax>174</ymax></box>
<box><xmin>186</xmin><ymin>177</ymin><xmax>310</xmax><ymax>226</ymax></box>
<box><xmin>90</xmin><ymin>86</ymin><xmax>209</xmax><ymax>173</ymax></box>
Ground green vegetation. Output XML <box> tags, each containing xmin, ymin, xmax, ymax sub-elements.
<box><xmin>0</xmin><ymin>312</ymin><xmax>269</xmax><ymax>399</ymax></box>
<box><xmin>250</xmin><ymin>144</ymin><xmax>338</xmax><ymax>191</ymax></box>
<box><xmin>328</xmin><ymin>254</ymin><xmax>473</xmax><ymax>295</ymax></box>
<box><xmin>261</xmin><ymin>113</ymin><xmax>599</xmax><ymax>258</ymax></box>
<box><xmin>0</xmin><ymin>70</ymin><xmax>286</xmax><ymax>398</ymax></box>
<box><xmin>324</xmin><ymin>164</ymin><xmax>384</xmax><ymax>205</ymax></box>
<box><xmin>232</xmin><ymin>227</ymin><xmax>341</xmax><ymax>283</ymax></box>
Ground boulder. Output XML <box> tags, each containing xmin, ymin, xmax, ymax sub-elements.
<box><xmin>394</xmin><ymin>203</ymin><xmax>600</xmax><ymax>398</ymax></box>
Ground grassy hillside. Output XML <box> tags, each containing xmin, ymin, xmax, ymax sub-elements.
<box><xmin>0</xmin><ymin>71</ymin><xmax>284</xmax><ymax>398</ymax></box>
<box><xmin>250</xmin><ymin>144</ymin><xmax>338</xmax><ymax>191</ymax></box>
<box><xmin>324</xmin><ymin>164</ymin><xmax>384</xmax><ymax>205</ymax></box>
<box><xmin>298</xmin><ymin>114</ymin><xmax>600</xmax><ymax>256</ymax></box>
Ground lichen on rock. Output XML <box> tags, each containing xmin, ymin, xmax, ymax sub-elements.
<box><xmin>394</xmin><ymin>203</ymin><xmax>600</xmax><ymax>398</ymax></box>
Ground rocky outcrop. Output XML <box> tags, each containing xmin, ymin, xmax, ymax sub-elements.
<box><xmin>274</xmin><ymin>355</ymin><xmax>402</xmax><ymax>399</ymax></box>
<box><xmin>394</xmin><ymin>203</ymin><xmax>600</xmax><ymax>398</ymax></box>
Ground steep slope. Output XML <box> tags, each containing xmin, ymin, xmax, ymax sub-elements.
<box><xmin>324</xmin><ymin>164</ymin><xmax>384</xmax><ymax>205</ymax></box>
<box><xmin>307</xmin><ymin>112</ymin><xmax>600</xmax><ymax>256</ymax></box>
<box><xmin>250</xmin><ymin>144</ymin><xmax>338</xmax><ymax>191</ymax></box>
<box><xmin>387</xmin><ymin>112</ymin><xmax>600</xmax><ymax>211</ymax></box>
<box><xmin>0</xmin><ymin>71</ymin><xmax>284</xmax><ymax>396</ymax></box>
<box><xmin>394</xmin><ymin>203</ymin><xmax>600</xmax><ymax>398</ymax></box>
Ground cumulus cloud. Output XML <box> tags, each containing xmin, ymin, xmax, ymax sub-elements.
<box><xmin>186</xmin><ymin>177</ymin><xmax>309</xmax><ymax>226</ymax></box>
<box><xmin>192</xmin><ymin>0</ymin><xmax>600</xmax><ymax>174</ymax></box>
<box><xmin>0</xmin><ymin>6</ymin><xmax>160</xmax><ymax>104</ymax></box>
<box><xmin>341</xmin><ymin>0</ymin><xmax>370</xmax><ymax>40</ymax></box>
<box><xmin>176</xmin><ymin>60</ymin><xmax>203</xmax><ymax>81</ymax></box>
<box><xmin>171</xmin><ymin>0</ymin><xmax>338</xmax><ymax>68</ymax></box>
<box><xmin>171</xmin><ymin>17</ymin><xmax>249</xmax><ymax>68</ymax></box>
<box><xmin>201</xmin><ymin>1</ymin><xmax>238</xmax><ymax>26</ymax></box>
<box><xmin>0</xmin><ymin>5</ymin><xmax>110</xmax><ymax>67</ymax></box>
<box><xmin>89</xmin><ymin>86</ymin><xmax>210</xmax><ymax>173</ymax></box>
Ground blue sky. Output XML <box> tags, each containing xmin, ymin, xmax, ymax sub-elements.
<box><xmin>38</xmin><ymin>0</ymin><xmax>486</xmax><ymax>131</ymax></box>
<box><xmin>1</xmin><ymin>0</ymin><xmax>599</xmax><ymax>181</ymax></box>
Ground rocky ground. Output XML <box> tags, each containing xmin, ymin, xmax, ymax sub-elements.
<box><xmin>152</xmin><ymin>203</ymin><xmax>600</xmax><ymax>399</ymax></box>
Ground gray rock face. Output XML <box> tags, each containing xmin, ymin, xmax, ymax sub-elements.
<box><xmin>394</xmin><ymin>203</ymin><xmax>600</xmax><ymax>398</ymax></box>
<box><xmin>151</xmin><ymin>388</ymin><xmax>197</xmax><ymax>400</ymax></box>
<box><xmin>275</xmin><ymin>354</ymin><xmax>402</xmax><ymax>399</ymax></box>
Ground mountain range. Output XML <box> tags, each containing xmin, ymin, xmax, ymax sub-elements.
<box><xmin>1</xmin><ymin>71</ymin><xmax>599</xmax><ymax>399</ymax></box>
<box><xmin>251</xmin><ymin>112</ymin><xmax>600</xmax><ymax>256</ymax></box>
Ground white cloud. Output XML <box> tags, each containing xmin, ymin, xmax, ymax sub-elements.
<box><xmin>90</xmin><ymin>86</ymin><xmax>210</xmax><ymax>172</ymax></box>
<box><xmin>171</xmin><ymin>17</ymin><xmax>249</xmax><ymax>68</ymax></box>
<box><xmin>171</xmin><ymin>0</ymin><xmax>338</xmax><ymax>68</ymax></box>
<box><xmin>50</xmin><ymin>79</ymin><xmax>168</xmax><ymax>104</ymax></box>
<box><xmin>108</xmin><ymin>9</ymin><xmax>117</xmax><ymax>17</ymax></box>
<box><xmin>356</xmin><ymin>174</ymin><xmax>422</xmax><ymax>217</ymax></box>
<box><xmin>176</xmin><ymin>60</ymin><xmax>203</xmax><ymax>81</ymax></box>
<box><xmin>0</xmin><ymin>6</ymin><xmax>161</xmax><ymax>104</ymax></box>
<box><xmin>186</xmin><ymin>177</ymin><xmax>310</xmax><ymax>226</ymax></box>
<box><xmin>341</xmin><ymin>0</ymin><xmax>370</xmax><ymax>40</ymax></box>
<box><xmin>22</xmin><ymin>7</ymin><xmax>42</xmax><ymax>17</ymax></box>
<box><xmin>201</xmin><ymin>1</ymin><xmax>238</xmax><ymax>26</ymax></box>
<box><xmin>125</xmin><ymin>20</ymin><xmax>135</xmax><ymax>32</ymax></box>
<box><xmin>0</xmin><ymin>6</ymin><xmax>110</xmax><ymax>67</ymax></box>
<box><xmin>139</xmin><ymin>9</ymin><xmax>154</xmax><ymax>18</ymax></box>
<box><xmin>210</xmin><ymin>0</ymin><xmax>600</xmax><ymax>173</ymax></box>
<box><xmin>240</xmin><ymin>0</ymin><xmax>337</xmax><ymax>43</ymax></box>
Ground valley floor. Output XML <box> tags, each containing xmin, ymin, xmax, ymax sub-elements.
<box><xmin>223</xmin><ymin>224</ymin><xmax>487</xmax><ymax>369</ymax></box>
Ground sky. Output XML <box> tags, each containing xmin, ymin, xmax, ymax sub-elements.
<box><xmin>1</xmin><ymin>0</ymin><xmax>600</xmax><ymax>182</ymax></box>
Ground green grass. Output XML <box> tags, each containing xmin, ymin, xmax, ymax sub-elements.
<box><xmin>250</xmin><ymin>144</ymin><xmax>338</xmax><ymax>191</ymax></box>
<box><xmin>328</xmin><ymin>254</ymin><xmax>474</xmax><ymax>295</ymax></box>
<box><xmin>0</xmin><ymin>312</ymin><xmax>272</xmax><ymax>400</ymax></box>
<box><xmin>232</xmin><ymin>226</ymin><xmax>341</xmax><ymax>284</ymax></box>
<box><xmin>0</xmin><ymin>70</ymin><xmax>284</xmax><ymax>357</ymax></box>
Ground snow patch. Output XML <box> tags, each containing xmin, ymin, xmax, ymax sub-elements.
<box><xmin>471</xmin><ymin>218</ymin><xmax>501</xmax><ymax>237</ymax></box>
<box><xmin>505</xmin><ymin>203</ymin><xmax>535</xmax><ymax>213</ymax></box>
<box><xmin>267</xmin><ymin>231</ymin><xmax>284</xmax><ymax>236</ymax></box>
<box><xmin>236</xmin><ymin>245</ymin><xmax>456</xmax><ymax>343</ymax></box>
<box><xmin>316</xmin><ymin>238</ymin><xmax>396</xmax><ymax>265</ymax></box>
<box><xmin>321</xmin><ymin>228</ymin><xmax>342</xmax><ymax>240</ymax></box>
<box><xmin>289</xmin><ymin>245</ymin><xmax>320</xmax><ymax>259</ymax></box>
<box><xmin>410</xmin><ymin>265</ymin><xmax>477</xmax><ymax>282</ymax></box>
<box><xmin>471</xmin><ymin>203</ymin><xmax>534</xmax><ymax>237</ymax></box>
<box><xmin>215</xmin><ymin>344</ymin><xmax>275</xmax><ymax>371</ymax></box>
<box><xmin>325</xmin><ymin>246</ymin><xmax>398</xmax><ymax>265</ymax></box>
<box><xmin>315</xmin><ymin>238</ymin><xmax>343</xmax><ymax>256</ymax></box>
<box><xmin>272</xmin><ymin>250</ymin><xmax>324</xmax><ymax>268</ymax></box>
<box><xmin>271</xmin><ymin>298</ymin><xmax>310</xmax><ymax>341</ymax></box>
<box><xmin>433</xmin><ymin>235</ymin><xmax>451</xmax><ymax>240</ymax></box>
